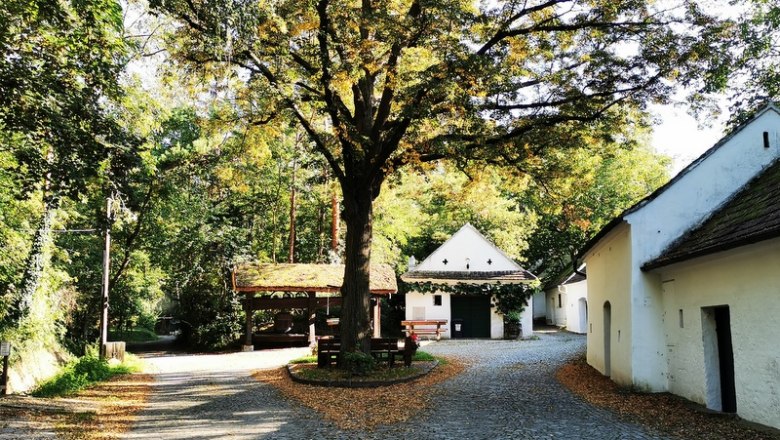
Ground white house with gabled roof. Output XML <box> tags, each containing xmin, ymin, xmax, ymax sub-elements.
<box><xmin>578</xmin><ymin>103</ymin><xmax>780</xmax><ymax>429</ymax></box>
<box><xmin>401</xmin><ymin>223</ymin><xmax>537</xmax><ymax>338</ymax></box>
<box><xmin>543</xmin><ymin>265</ymin><xmax>588</xmax><ymax>334</ymax></box>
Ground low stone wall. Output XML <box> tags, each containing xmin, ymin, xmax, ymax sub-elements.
<box><xmin>7</xmin><ymin>343</ymin><xmax>71</xmax><ymax>394</ymax></box>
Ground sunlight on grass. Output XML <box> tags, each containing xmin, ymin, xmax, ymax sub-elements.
<box><xmin>32</xmin><ymin>353</ymin><xmax>144</xmax><ymax>398</ymax></box>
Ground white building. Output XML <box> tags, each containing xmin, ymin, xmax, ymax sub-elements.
<box><xmin>532</xmin><ymin>290</ymin><xmax>547</xmax><ymax>322</ymax></box>
<box><xmin>543</xmin><ymin>267</ymin><xmax>588</xmax><ymax>334</ymax></box>
<box><xmin>578</xmin><ymin>104</ymin><xmax>780</xmax><ymax>429</ymax></box>
<box><xmin>401</xmin><ymin>224</ymin><xmax>537</xmax><ymax>338</ymax></box>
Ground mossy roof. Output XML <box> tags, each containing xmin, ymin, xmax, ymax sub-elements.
<box><xmin>644</xmin><ymin>158</ymin><xmax>780</xmax><ymax>270</ymax></box>
<box><xmin>233</xmin><ymin>263</ymin><xmax>398</xmax><ymax>294</ymax></box>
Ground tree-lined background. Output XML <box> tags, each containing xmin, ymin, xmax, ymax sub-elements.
<box><xmin>0</xmin><ymin>0</ymin><xmax>776</xmax><ymax>371</ymax></box>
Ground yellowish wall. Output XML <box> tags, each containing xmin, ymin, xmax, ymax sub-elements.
<box><xmin>584</xmin><ymin>223</ymin><xmax>633</xmax><ymax>385</ymax></box>
<box><xmin>658</xmin><ymin>238</ymin><xmax>780</xmax><ymax>429</ymax></box>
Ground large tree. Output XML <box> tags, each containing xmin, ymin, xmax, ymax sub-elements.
<box><xmin>0</xmin><ymin>0</ymin><xmax>136</xmax><ymax>328</ymax></box>
<box><xmin>149</xmin><ymin>0</ymin><xmax>727</xmax><ymax>356</ymax></box>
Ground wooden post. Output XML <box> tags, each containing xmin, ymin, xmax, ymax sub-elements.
<box><xmin>373</xmin><ymin>297</ymin><xmax>381</xmax><ymax>338</ymax></box>
<box><xmin>1</xmin><ymin>341</ymin><xmax>10</xmax><ymax>396</ymax></box>
<box><xmin>243</xmin><ymin>293</ymin><xmax>255</xmax><ymax>351</ymax></box>
<box><xmin>99</xmin><ymin>197</ymin><xmax>112</xmax><ymax>359</ymax></box>
<box><xmin>308</xmin><ymin>292</ymin><xmax>317</xmax><ymax>346</ymax></box>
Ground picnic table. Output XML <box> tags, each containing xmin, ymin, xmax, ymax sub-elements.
<box><xmin>401</xmin><ymin>319</ymin><xmax>448</xmax><ymax>341</ymax></box>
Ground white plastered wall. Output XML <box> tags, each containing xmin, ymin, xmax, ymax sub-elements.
<box><xmin>624</xmin><ymin>108</ymin><xmax>780</xmax><ymax>391</ymax></box>
<box><xmin>584</xmin><ymin>223</ymin><xmax>633</xmax><ymax>386</ymax></box>
<box><xmin>414</xmin><ymin>224</ymin><xmax>521</xmax><ymax>272</ymax></box>
<box><xmin>405</xmin><ymin>291</ymin><xmax>532</xmax><ymax>339</ymax></box>
<box><xmin>656</xmin><ymin>238</ymin><xmax>780</xmax><ymax>429</ymax></box>
<box><xmin>404</xmin><ymin>290</ymin><xmax>452</xmax><ymax>338</ymax></box>
<box><xmin>545</xmin><ymin>287</ymin><xmax>567</xmax><ymax>326</ymax></box>
<box><xmin>562</xmin><ymin>279</ymin><xmax>588</xmax><ymax>334</ymax></box>
<box><xmin>532</xmin><ymin>290</ymin><xmax>547</xmax><ymax>319</ymax></box>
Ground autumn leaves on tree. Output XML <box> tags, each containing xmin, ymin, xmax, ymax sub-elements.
<box><xmin>144</xmin><ymin>0</ymin><xmax>726</xmax><ymax>358</ymax></box>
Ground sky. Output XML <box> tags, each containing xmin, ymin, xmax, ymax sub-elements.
<box><xmin>650</xmin><ymin>102</ymin><xmax>729</xmax><ymax>175</ymax></box>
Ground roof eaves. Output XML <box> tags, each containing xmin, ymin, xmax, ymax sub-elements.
<box><xmin>642</xmin><ymin>228</ymin><xmax>780</xmax><ymax>271</ymax></box>
<box><xmin>576</xmin><ymin>102</ymin><xmax>780</xmax><ymax>262</ymax></box>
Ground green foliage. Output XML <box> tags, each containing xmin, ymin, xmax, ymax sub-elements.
<box><xmin>411</xmin><ymin>351</ymin><xmax>436</xmax><ymax>362</ymax></box>
<box><xmin>404</xmin><ymin>281</ymin><xmax>535</xmax><ymax>317</ymax></box>
<box><xmin>31</xmin><ymin>353</ymin><xmax>140</xmax><ymax>398</ymax></box>
<box><xmin>341</xmin><ymin>351</ymin><xmax>376</xmax><ymax>376</ymax></box>
<box><xmin>150</xmin><ymin>0</ymin><xmax>730</xmax><ymax>355</ymax></box>
<box><xmin>504</xmin><ymin>311</ymin><xmax>521</xmax><ymax>325</ymax></box>
<box><xmin>708</xmin><ymin>1</ymin><xmax>780</xmax><ymax>125</ymax></box>
<box><xmin>289</xmin><ymin>355</ymin><xmax>318</xmax><ymax>364</ymax></box>
<box><xmin>374</xmin><ymin>164</ymin><xmax>535</xmax><ymax>271</ymax></box>
<box><xmin>108</xmin><ymin>327</ymin><xmax>158</xmax><ymax>343</ymax></box>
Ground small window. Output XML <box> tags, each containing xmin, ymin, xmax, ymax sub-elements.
<box><xmin>433</xmin><ymin>295</ymin><xmax>442</xmax><ymax>306</ymax></box>
<box><xmin>679</xmin><ymin>309</ymin><xmax>684</xmax><ymax>328</ymax></box>
<box><xmin>558</xmin><ymin>294</ymin><xmax>562</xmax><ymax>308</ymax></box>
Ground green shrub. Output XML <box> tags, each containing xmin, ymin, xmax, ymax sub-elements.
<box><xmin>289</xmin><ymin>355</ymin><xmax>318</xmax><ymax>364</ymax></box>
<box><xmin>342</xmin><ymin>350</ymin><xmax>375</xmax><ymax>376</ymax></box>
<box><xmin>32</xmin><ymin>353</ymin><xmax>141</xmax><ymax>397</ymax></box>
<box><xmin>411</xmin><ymin>351</ymin><xmax>436</xmax><ymax>362</ymax></box>
<box><xmin>108</xmin><ymin>327</ymin><xmax>159</xmax><ymax>343</ymax></box>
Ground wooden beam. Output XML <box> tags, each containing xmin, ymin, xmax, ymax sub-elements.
<box><xmin>308</xmin><ymin>292</ymin><xmax>316</xmax><ymax>346</ymax></box>
<box><xmin>241</xmin><ymin>296</ymin><xmax>342</xmax><ymax>310</ymax></box>
<box><xmin>243</xmin><ymin>293</ymin><xmax>255</xmax><ymax>351</ymax></box>
<box><xmin>373</xmin><ymin>297</ymin><xmax>381</xmax><ymax>338</ymax></box>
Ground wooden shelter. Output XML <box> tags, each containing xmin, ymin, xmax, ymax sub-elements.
<box><xmin>232</xmin><ymin>262</ymin><xmax>398</xmax><ymax>350</ymax></box>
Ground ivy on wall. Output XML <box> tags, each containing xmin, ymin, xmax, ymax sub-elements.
<box><xmin>404</xmin><ymin>281</ymin><xmax>539</xmax><ymax>320</ymax></box>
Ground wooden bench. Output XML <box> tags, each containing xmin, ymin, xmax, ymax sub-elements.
<box><xmin>317</xmin><ymin>337</ymin><xmax>408</xmax><ymax>367</ymax></box>
<box><xmin>402</xmin><ymin>320</ymin><xmax>448</xmax><ymax>341</ymax></box>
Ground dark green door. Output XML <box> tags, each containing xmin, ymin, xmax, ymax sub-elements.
<box><xmin>450</xmin><ymin>295</ymin><xmax>491</xmax><ymax>338</ymax></box>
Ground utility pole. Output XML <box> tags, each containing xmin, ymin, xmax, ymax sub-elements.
<box><xmin>99</xmin><ymin>196</ymin><xmax>112</xmax><ymax>359</ymax></box>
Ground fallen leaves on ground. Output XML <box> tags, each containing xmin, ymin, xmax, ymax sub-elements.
<box><xmin>557</xmin><ymin>356</ymin><xmax>780</xmax><ymax>440</ymax></box>
<box><xmin>252</xmin><ymin>359</ymin><xmax>465</xmax><ymax>431</ymax></box>
<box><xmin>1</xmin><ymin>373</ymin><xmax>153</xmax><ymax>440</ymax></box>
<box><xmin>54</xmin><ymin>373</ymin><xmax>154</xmax><ymax>439</ymax></box>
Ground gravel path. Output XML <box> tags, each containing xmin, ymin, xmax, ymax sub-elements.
<box><xmin>124</xmin><ymin>332</ymin><xmax>671</xmax><ymax>439</ymax></box>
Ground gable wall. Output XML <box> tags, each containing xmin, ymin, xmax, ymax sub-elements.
<box><xmin>655</xmin><ymin>237</ymin><xmax>780</xmax><ymax>430</ymax></box>
<box><xmin>624</xmin><ymin>109</ymin><xmax>780</xmax><ymax>390</ymax></box>
<box><xmin>414</xmin><ymin>225</ymin><xmax>520</xmax><ymax>272</ymax></box>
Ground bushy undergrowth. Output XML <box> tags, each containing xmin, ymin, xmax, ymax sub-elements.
<box><xmin>342</xmin><ymin>351</ymin><xmax>376</xmax><ymax>375</ymax></box>
<box><xmin>108</xmin><ymin>327</ymin><xmax>158</xmax><ymax>342</ymax></box>
<box><xmin>289</xmin><ymin>350</ymin><xmax>437</xmax><ymax>365</ymax></box>
<box><xmin>411</xmin><ymin>351</ymin><xmax>436</xmax><ymax>362</ymax></box>
<box><xmin>32</xmin><ymin>353</ymin><xmax>142</xmax><ymax>397</ymax></box>
<box><xmin>289</xmin><ymin>355</ymin><xmax>318</xmax><ymax>364</ymax></box>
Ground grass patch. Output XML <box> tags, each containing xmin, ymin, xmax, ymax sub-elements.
<box><xmin>412</xmin><ymin>351</ymin><xmax>436</xmax><ymax>362</ymax></box>
<box><xmin>289</xmin><ymin>355</ymin><xmax>317</xmax><ymax>364</ymax></box>
<box><xmin>32</xmin><ymin>354</ymin><xmax>143</xmax><ymax>398</ymax></box>
<box><xmin>108</xmin><ymin>327</ymin><xmax>159</xmax><ymax>343</ymax></box>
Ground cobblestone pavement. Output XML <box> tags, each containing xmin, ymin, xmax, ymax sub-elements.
<box><xmin>124</xmin><ymin>332</ymin><xmax>672</xmax><ymax>439</ymax></box>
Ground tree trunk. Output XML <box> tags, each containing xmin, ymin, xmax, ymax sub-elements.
<box><xmin>331</xmin><ymin>187</ymin><xmax>339</xmax><ymax>254</ymax></box>
<box><xmin>288</xmin><ymin>156</ymin><xmax>297</xmax><ymax>263</ymax></box>
<box><xmin>338</xmin><ymin>185</ymin><xmax>373</xmax><ymax>358</ymax></box>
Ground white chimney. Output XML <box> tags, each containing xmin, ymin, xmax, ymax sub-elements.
<box><xmin>408</xmin><ymin>255</ymin><xmax>417</xmax><ymax>270</ymax></box>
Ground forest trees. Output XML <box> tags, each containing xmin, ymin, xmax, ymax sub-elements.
<box><xmin>0</xmin><ymin>0</ymin><xmax>137</xmax><ymax>349</ymax></box>
<box><xmin>149</xmin><ymin>0</ymin><xmax>730</xmax><ymax>357</ymax></box>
